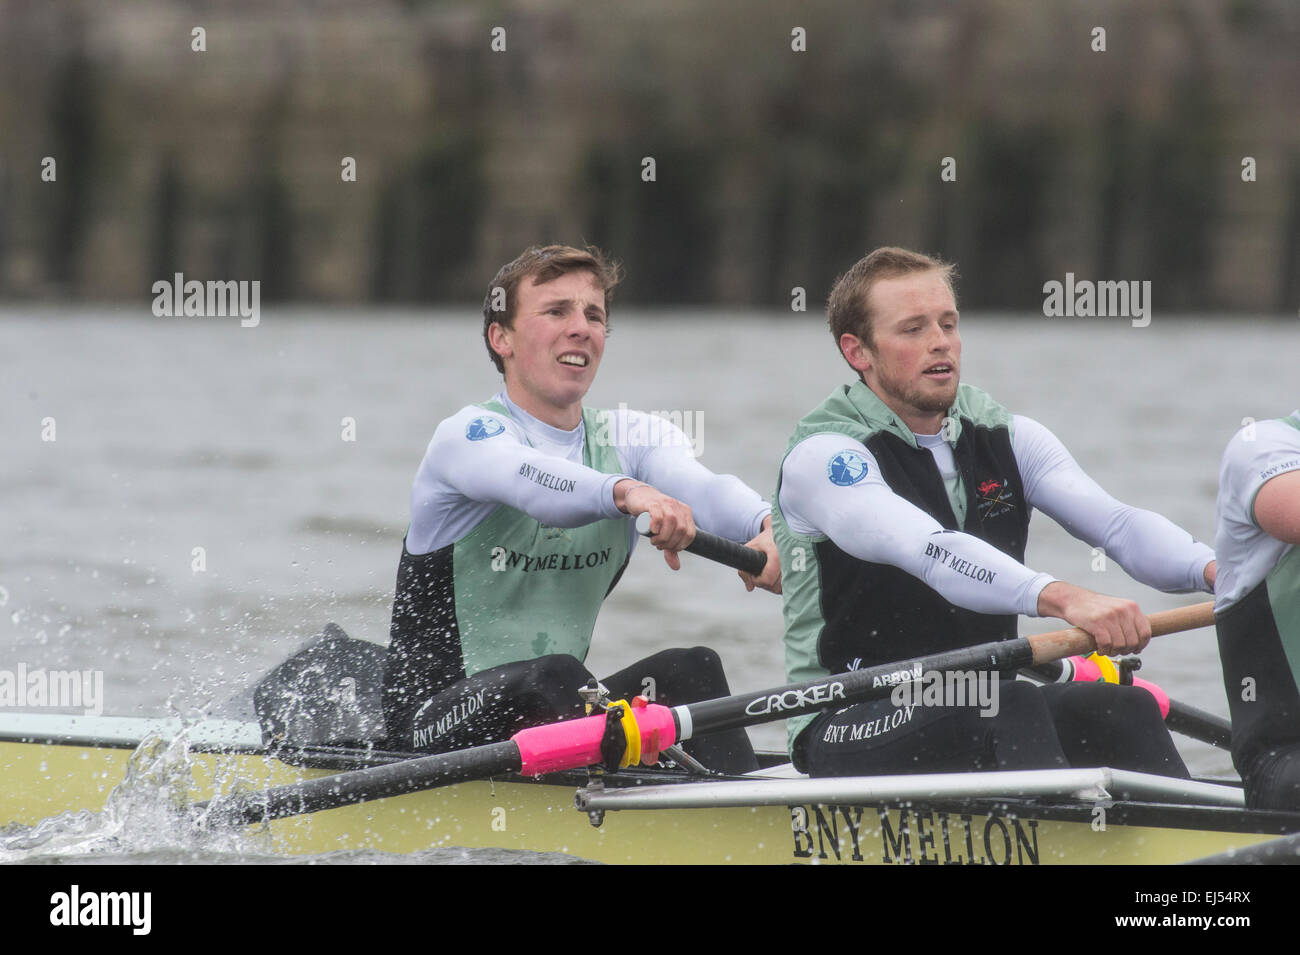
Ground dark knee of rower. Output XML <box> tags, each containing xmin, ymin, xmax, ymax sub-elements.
<box><xmin>1049</xmin><ymin>681</ymin><xmax>1165</xmax><ymax>721</ymax></box>
<box><xmin>522</xmin><ymin>653</ymin><xmax>592</xmax><ymax>688</ymax></box>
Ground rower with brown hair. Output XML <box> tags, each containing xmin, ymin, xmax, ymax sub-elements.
<box><xmin>773</xmin><ymin>247</ymin><xmax>1216</xmax><ymax>778</ymax></box>
<box><xmin>383</xmin><ymin>244</ymin><xmax>780</xmax><ymax>773</ymax></box>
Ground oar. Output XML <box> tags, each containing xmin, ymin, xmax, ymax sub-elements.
<box><xmin>633</xmin><ymin>524</ymin><xmax>1222</xmax><ymax>735</ymax></box>
<box><xmin>195</xmin><ymin>601</ymin><xmax>1213</xmax><ymax>828</ymax></box>
<box><xmin>647</xmin><ymin>518</ymin><xmax>1226</xmax><ymax>746</ymax></box>
<box><xmin>1165</xmin><ymin>699</ymin><xmax>1233</xmax><ymax>750</ymax></box>
<box><xmin>634</xmin><ymin>512</ymin><xmax>767</xmax><ymax>576</ymax></box>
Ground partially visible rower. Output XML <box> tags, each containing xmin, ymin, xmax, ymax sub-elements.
<box><xmin>1215</xmin><ymin>409</ymin><xmax>1300</xmax><ymax>809</ymax></box>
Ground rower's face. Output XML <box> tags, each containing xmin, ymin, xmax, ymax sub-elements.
<box><xmin>495</xmin><ymin>270</ymin><xmax>607</xmax><ymax>419</ymax></box>
<box><xmin>856</xmin><ymin>270</ymin><xmax>961</xmax><ymax>425</ymax></box>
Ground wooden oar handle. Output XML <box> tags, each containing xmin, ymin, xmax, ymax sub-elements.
<box><xmin>634</xmin><ymin>512</ymin><xmax>767</xmax><ymax>576</ymax></box>
<box><xmin>1029</xmin><ymin>601</ymin><xmax>1215</xmax><ymax>664</ymax></box>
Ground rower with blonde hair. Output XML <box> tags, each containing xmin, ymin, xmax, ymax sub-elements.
<box><xmin>773</xmin><ymin>247</ymin><xmax>1216</xmax><ymax>778</ymax></box>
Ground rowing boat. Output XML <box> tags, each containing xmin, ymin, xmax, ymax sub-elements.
<box><xmin>2</xmin><ymin>709</ymin><xmax>1296</xmax><ymax>865</ymax></box>
<box><xmin>4</xmin><ymin>602</ymin><xmax>1283</xmax><ymax>865</ymax></box>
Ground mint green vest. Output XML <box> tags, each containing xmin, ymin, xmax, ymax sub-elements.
<box><xmin>452</xmin><ymin>399</ymin><xmax>630</xmax><ymax>675</ymax></box>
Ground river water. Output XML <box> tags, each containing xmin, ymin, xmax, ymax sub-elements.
<box><xmin>1</xmin><ymin>307</ymin><xmax>1296</xmax><ymax>863</ymax></box>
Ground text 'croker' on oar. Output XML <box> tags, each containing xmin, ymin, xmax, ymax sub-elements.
<box><xmin>639</xmin><ymin>517</ymin><xmax>1224</xmax><ymax>747</ymax></box>
<box><xmin>195</xmin><ymin>601</ymin><xmax>1215</xmax><ymax>828</ymax></box>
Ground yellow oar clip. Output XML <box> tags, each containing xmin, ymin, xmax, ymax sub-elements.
<box><xmin>607</xmin><ymin>698</ymin><xmax>642</xmax><ymax>768</ymax></box>
<box><xmin>1086</xmin><ymin>652</ymin><xmax>1121</xmax><ymax>684</ymax></box>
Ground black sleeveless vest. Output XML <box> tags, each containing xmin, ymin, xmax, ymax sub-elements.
<box><xmin>812</xmin><ymin>422</ymin><xmax>1030</xmax><ymax>673</ymax></box>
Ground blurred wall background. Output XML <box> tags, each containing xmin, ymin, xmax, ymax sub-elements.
<box><xmin>0</xmin><ymin>0</ymin><xmax>1296</xmax><ymax>311</ymax></box>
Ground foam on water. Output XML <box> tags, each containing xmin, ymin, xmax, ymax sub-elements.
<box><xmin>1</xmin><ymin>726</ymin><xmax>259</xmax><ymax>864</ymax></box>
<box><xmin>1</xmin><ymin>719</ymin><xmax>596</xmax><ymax>865</ymax></box>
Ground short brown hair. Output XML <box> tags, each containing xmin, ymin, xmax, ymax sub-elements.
<box><xmin>482</xmin><ymin>245</ymin><xmax>623</xmax><ymax>374</ymax></box>
<box><xmin>827</xmin><ymin>247</ymin><xmax>957</xmax><ymax>355</ymax></box>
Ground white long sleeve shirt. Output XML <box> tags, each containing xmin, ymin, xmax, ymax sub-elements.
<box><xmin>407</xmin><ymin>392</ymin><xmax>770</xmax><ymax>555</ymax></box>
<box><xmin>778</xmin><ymin>415</ymin><xmax>1214</xmax><ymax>615</ymax></box>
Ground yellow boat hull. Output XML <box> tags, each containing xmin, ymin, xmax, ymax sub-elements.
<box><xmin>0</xmin><ymin>736</ymin><xmax>1286</xmax><ymax>865</ymax></box>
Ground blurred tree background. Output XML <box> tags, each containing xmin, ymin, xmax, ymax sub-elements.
<box><xmin>0</xmin><ymin>0</ymin><xmax>1296</xmax><ymax>310</ymax></box>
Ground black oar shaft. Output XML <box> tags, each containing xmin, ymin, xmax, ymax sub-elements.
<box><xmin>683</xmin><ymin>532</ymin><xmax>767</xmax><ymax>576</ymax></box>
<box><xmin>198</xmin><ymin>740</ymin><xmax>522</xmax><ymax>827</ymax></box>
<box><xmin>635</xmin><ymin>512</ymin><xmax>766</xmax><ymax>576</ymax></box>
<box><xmin>1166</xmin><ymin>701</ymin><xmax>1232</xmax><ymax>750</ymax></box>
<box><xmin>681</xmin><ymin>637</ymin><xmax>1035</xmax><ymax>737</ymax></box>
<box><xmin>678</xmin><ymin>604</ymin><xmax>1211</xmax><ymax>739</ymax></box>
<box><xmin>203</xmin><ymin>638</ymin><xmax>1033</xmax><ymax>828</ymax></box>
<box><xmin>204</xmin><ymin>604</ymin><xmax>1212</xmax><ymax>826</ymax></box>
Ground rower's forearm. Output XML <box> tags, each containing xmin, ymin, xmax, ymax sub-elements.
<box><xmin>909</xmin><ymin>530</ymin><xmax>1055</xmax><ymax>617</ymax></box>
<box><xmin>1096</xmin><ymin>510</ymin><xmax>1217</xmax><ymax>594</ymax></box>
<box><xmin>639</xmin><ymin>450</ymin><xmax>770</xmax><ymax>541</ymax></box>
<box><xmin>1035</xmin><ymin>580</ymin><xmax>1078</xmax><ymax>620</ymax></box>
<box><xmin>442</xmin><ymin>439</ymin><xmax>629</xmax><ymax>525</ymax></box>
<box><xmin>1015</xmin><ymin>418</ymin><xmax>1215</xmax><ymax>594</ymax></box>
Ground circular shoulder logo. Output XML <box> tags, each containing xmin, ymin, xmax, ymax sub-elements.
<box><xmin>827</xmin><ymin>450</ymin><xmax>869</xmax><ymax>486</ymax></box>
<box><xmin>466</xmin><ymin>416</ymin><xmax>506</xmax><ymax>441</ymax></box>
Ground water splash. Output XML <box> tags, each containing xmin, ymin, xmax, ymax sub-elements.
<box><xmin>0</xmin><ymin>726</ymin><xmax>262</xmax><ymax>863</ymax></box>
